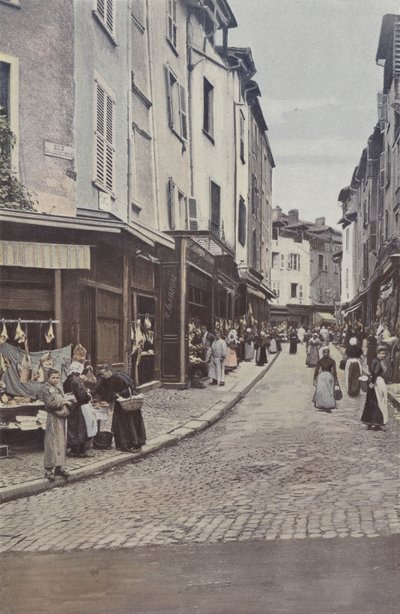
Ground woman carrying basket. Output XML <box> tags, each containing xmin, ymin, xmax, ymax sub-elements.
<box><xmin>96</xmin><ymin>365</ymin><xmax>146</xmax><ymax>453</ymax></box>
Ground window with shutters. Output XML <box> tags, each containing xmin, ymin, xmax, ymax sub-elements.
<box><xmin>280</xmin><ymin>254</ymin><xmax>285</xmax><ymax>269</ymax></box>
<box><xmin>94</xmin><ymin>0</ymin><xmax>116</xmax><ymax>41</ymax></box>
<box><xmin>380</xmin><ymin>150</ymin><xmax>386</xmax><ymax>188</ymax></box>
<box><xmin>299</xmin><ymin>284</ymin><xmax>303</xmax><ymax>299</ymax></box>
<box><xmin>238</xmin><ymin>197</ymin><xmax>246</xmax><ymax>246</ymax></box>
<box><xmin>272</xmin><ymin>226</ymin><xmax>279</xmax><ymax>241</ymax></box>
<box><xmin>165</xmin><ymin>67</ymin><xmax>187</xmax><ymax>142</ymax></box>
<box><xmin>187</xmin><ymin>197</ymin><xmax>198</xmax><ymax>230</ymax></box>
<box><xmin>251</xmin><ymin>174</ymin><xmax>258</xmax><ymax>215</ymax></box>
<box><xmin>288</xmin><ymin>253</ymin><xmax>300</xmax><ymax>271</ymax></box>
<box><xmin>167</xmin><ymin>177</ymin><xmax>176</xmax><ymax>229</ymax></box>
<box><xmin>94</xmin><ymin>79</ymin><xmax>115</xmax><ymax>194</ymax></box>
<box><xmin>203</xmin><ymin>78</ymin><xmax>214</xmax><ymax>140</ymax></box>
<box><xmin>252</xmin><ymin>229</ymin><xmax>257</xmax><ymax>268</ymax></box>
<box><xmin>166</xmin><ymin>0</ymin><xmax>177</xmax><ymax>51</ymax></box>
<box><xmin>393</xmin><ymin>21</ymin><xmax>400</xmax><ymax>77</ymax></box>
<box><xmin>290</xmin><ymin>283</ymin><xmax>298</xmax><ymax>299</ymax></box>
<box><xmin>272</xmin><ymin>280</ymin><xmax>280</xmax><ymax>298</ymax></box>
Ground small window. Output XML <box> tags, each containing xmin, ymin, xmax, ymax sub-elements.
<box><xmin>95</xmin><ymin>79</ymin><xmax>115</xmax><ymax>193</ymax></box>
<box><xmin>238</xmin><ymin>197</ymin><xmax>246</xmax><ymax>246</ymax></box>
<box><xmin>272</xmin><ymin>226</ymin><xmax>279</xmax><ymax>241</ymax></box>
<box><xmin>167</xmin><ymin>0</ymin><xmax>177</xmax><ymax>50</ymax></box>
<box><xmin>178</xmin><ymin>189</ymin><xmax>186</xmax><ymax>229</ymax></box>
<box><xmin>272</xmin><ymin>252</ymin><xmax>279</xmax><ymax>269</ymax></box>
<box><xmin>252</xmin><ymin>229</ymin><xmax>257</xmax><ymax>267</ymax></box>
<box><xmin>272</xmin><ymin>280</ymin><xmax>280</xmax><ymax>297</ymax></box>
<box><xmin>318</xmin><ymin>254</ymin><xmax>325</xmax><ymax>271</ymax></box>
<box><xmin>291</xmin><ymin>283</ymin><xmax>298</xmax><ymax>298</ymax></box>
<box><xmin>203</xmin><ymin>78</ymin><xmax>214</xmax><ymax>139</ymax></box>
<box><xmin>288</xmin><ymin>253</ymin><xmax>300</xmax><ymax>271</ymax></box>
<box><xmin>251</xmin><ymin>174</ymin><xmax>258</xmax><ymax>215</ymax></box>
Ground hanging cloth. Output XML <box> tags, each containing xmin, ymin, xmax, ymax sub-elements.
<box><xmin>0</xmin><ymin>319</ymin><xmax>9</xmax><ymax>345</ymax></box>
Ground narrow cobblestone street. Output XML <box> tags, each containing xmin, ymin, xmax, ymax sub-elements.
<box><xmin>0</xmin><ymin>344</ymin><xmax>399</xmax><ymax>553</ymax></box>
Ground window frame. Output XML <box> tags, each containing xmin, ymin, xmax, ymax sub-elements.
<box><xmin>166</xmin><ymin>0</ymin><xmax>178</xmax><ymax>52</ymax></box>
<box><xmin>238</xmin><ymin>197</ymin><xmax>246</xmax><ymax>246</ymax></box>
<box><xmin>290</xmin><ymin>283</ymin><xmax>298</xmax><ymax>299</ymax></box>
<box><xmin>165</xmin><ymin>66</ymin><xmax>187</xmax><ymax>143</ymax></box>
<box><xmin>0</xmin><ymin>53</ymin><xmax>19</xmax><ymax>173</ymax></box>
<box><xmin>210</xmin><ymin>179</ymin><xmax>221</xmax><ymax>232</ymax></box>
<box><xmin>203</xmin><ymin>77</ymin><xmax>214</xmax><ymax>141</ymax></box>
<box><xmin>93</xmin><ymin>75</ymin><xmax>116</xmax><ymax>196</ymax></box>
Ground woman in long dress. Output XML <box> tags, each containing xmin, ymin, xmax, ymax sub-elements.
<box><xmin>306</xmin><ymin>333</ymin><xmax>321</xmax><ymax>367</ymax></box>
<box><xmin>255</xmin><ymin>332</ymin><xmax>269</xmax><ymax>366</ymax></box>
<box><xmin>289</xmin><ymin>329</ymin><xmax>299</xmax><ymax>354</ymax></box>
<box><xmin>42</xmin><ymin>368</ymin><xmax>71</xmax><ymax>481</ymax></box>
<box><xmin>96</xmin><ymin>365</ymin><xmax>147</xmax><ymax>451</ymax></box>
<box><xmin>225</xmin><ymin>329</ymin><xmax>238</xmax><ymax>371</ymax></box>
<box><xmin>344</xmin><ymin>337</ymin><xmax>363</xmax><ymax>397</ymax></box>
<box><xmin>63</xmin><ymin>361</ymin><xmax>91</xmax><ymax>457</ymax></box>
<box><xmin>361</xmin><ymin>346</ymin><xmax>389</xmax><ymax>430</ymax></box>
<box><xmin>313</xmin><ymin>348</ymin><xmax>337</xmax><ymax>411</ymax></box>
<box><xmin>243</xmin><ymin>328</ymin><xmax>255</xmax><ymax>361</ymax></box>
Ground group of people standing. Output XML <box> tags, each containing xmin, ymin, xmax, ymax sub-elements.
<box><xmin>42</xmin><ymin>361</ymin><xmax>146</xmax><ymax>481</ymax></box>
<box><xmin>298</xmin><ymin>322</ymin><xmax>390</xmax><ymax>432</ymax></box>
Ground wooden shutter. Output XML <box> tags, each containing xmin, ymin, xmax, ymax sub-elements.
<box><xmin>394</xmin><ymin>21</ymin><xmax>400</xmax><ymax>77</ymax></box>
<box><xmin>95</xmin><ymin>81</ymin><xmax>114</xmax><ymax>192</ymax></box>
<box><xmin>380</xmin><ymin>151</ymin><xmax>386</xmax><ymax>189</ymax></box>
<box><xmin>165</xmin><ymin>68</ymin><xmax>174</xmax><ymax>129</ymax></box>
<box><xmin>178</xmin><ymin>85</ymin><xmax>187</xmax><ymax>140</ymax></box>
<box><xmin>238</xmin><ymin>197</ymin><xmax>246</xmax><ymax>245</ymax></box>
<box><xmin>167</xmin><ymin>177</ymin><xmax>176</xmax><ymax>229</ymax></box>
<box><xmin>188</xmin><ymin>197</ymin><xmax>198</xmax><ymax>230</ymax></box>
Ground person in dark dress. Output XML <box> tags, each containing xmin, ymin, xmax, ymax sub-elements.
<box><xmin>96</xmin><ymin>365</ymin><xmax>146</xmax><ymax>452</ymax></box>
<box><xmin>361</xmin><ymin>346</ymin><xmax>389</xmax><ymax>430</ymax></box>
<box><xmin>289</xmin><ymin>330</ymin><xmax>299</xmax><ymax>354</ymax></box>
<box><xmin>366</xmin><ymin>331</ymin><xmax>378</xmax><ymax>373</ymax></box>
<box><xmin>255</xmin><ymin>331</ymin><xmax>269</xmax><ymax>366</ymax></box>
<box><xmin>63</xmin><ymin>362</ymin><xmax>91</xmax><ymax>457</ymax></box>
<box><xmin>344</xmin><ymin>337</ymin><xmax>363</xmax><ymax>397</ymax></box>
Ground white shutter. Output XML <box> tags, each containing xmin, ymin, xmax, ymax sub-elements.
<box><xmin>165</xmin><ymin>68</ymin><xmax>174</xmax><ymax>129</ymax></box>
<box><xmin>106</xmin><ymin>0</ymin><xmax>114</xmax><ymax>32</ymax></box>
<box><xmin>280</xmin><ymin>254</ymin><xmax>285</xmax><ymax>270</ymax></box>
<box><xmin>179</xmin><ymin>85</ymin><xmax>188</xmax><ymax>140</ymax></box>
<box><xmin>95</xmin><ymin>81</ymin><xmax>114</xmax><ymax>193</ymax></box>
<box><xmin>287</xmin><ymin>254</ymin><xmax>292</xmax><ymax>270</ymax></box>
<box><xmin>188</xmin><ymin>197</ymin><xmax>198</xmax><ymax>230</ymax></box>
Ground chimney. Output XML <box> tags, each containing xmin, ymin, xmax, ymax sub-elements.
<box><xmin>315</xmin><ymin>216</ymin><xmax>325</xmax><ymax>227</ymax></box>
<box><xmin>272</xmin><ymin>206</ymin><xmax>282</xmax><ymax>221</ymax></box>
<box><xmin>288</xmin><ymin>209</ymin><xmax>299</xmax><ymax>225</ymax></box>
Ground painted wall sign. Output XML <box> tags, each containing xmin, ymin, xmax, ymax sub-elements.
<box><xmin>44</xmin><ymin>140</ymin><xmax>74</xmax><ymax>160</ymax></box>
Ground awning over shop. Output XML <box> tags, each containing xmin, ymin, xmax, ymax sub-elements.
<box><xmin>0</xmin><ymin>241</ymin><xmax>90</xmax><ymax>269</ymax></box>
<box><xmin>125</xmin><ymin>221</ymin><xmax>175</xmax><ymax>250</ymax></box>
<box><xmin>343</xmin><ymin>302</ymin><xmax>362</xmax><ymax>316</ymax></box>
<box><xmin>314</xmin><ymin>311</ymin><xmax>336</xmax><ymax>323</ymax></box>
<box><xmin>247</xmin><ymin>287</ymin><xmax>266</xmax><ymax>300</ymax></box>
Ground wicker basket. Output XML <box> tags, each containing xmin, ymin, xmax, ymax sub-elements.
<box><xmin>117</xmin><ymin>391</ymin><xmax>144</xmax><ymax>412</ymax></box>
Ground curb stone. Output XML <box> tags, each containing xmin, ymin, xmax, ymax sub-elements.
<box><xmin>0</xmin><ymin>352</ymin><xmax>280</xmax><ymax>504</ymax></box>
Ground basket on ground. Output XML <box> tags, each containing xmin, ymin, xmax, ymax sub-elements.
<box><xmin>117</xmin><ymin>391</ymin><xmax>144</xmax><ymax>412</ymax></box>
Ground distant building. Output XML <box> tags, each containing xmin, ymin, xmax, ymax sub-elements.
<box><xmin>270</xmin><ymin>208</ymin><xmax>342</xmax><ymax>327</ymax></box>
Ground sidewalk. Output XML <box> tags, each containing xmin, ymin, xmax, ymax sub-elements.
<box><xmin>0</xmin><ymin>354</ymin><xmax>280</xmax><ymax>504</ymax></box>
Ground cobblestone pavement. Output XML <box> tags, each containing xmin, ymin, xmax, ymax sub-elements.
<box><xmin>0</xmin><ymin>344</ymin><xmax>399</xmax><ymax>553</ymax></box>
<box><xmin>0</xmin><ymin>362</ymin><xmax>256</xmax><ymax>490</ymax></box>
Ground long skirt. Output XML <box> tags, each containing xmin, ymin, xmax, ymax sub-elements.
<box><xmin>313</xmin><ymin>371</ymin><xmax>336</xmax><ymax>410</ymax></box>
<box><xmin>306</xmin><ymin>345</ymin><xmax>319</xmax><ymax>367</ymax></box>
<box><xmin>269</xmin><ymin>338</ymin><xmax>278</xmax><ymax>353</ymax></box>
<box><xmin>225</xmin><ymin>347</ymin><xmax>238</xmax><ymax>369</ymax></box>
<box><xmin>345</xmin><ymin>358</ymin><xmax>362</xmax><ymax>397</ymax></box>
<box><xmin>361</xmin><ymin>377</ymin><xmax>388</xmax><ymax>426</ymax></box>
<box><xmin>392</xmin><ymin>350</ymin><xmax>400</xmax><ymax>383</ymax></box>
<box><xmin>67</xmin><ymin>406</ymin><xmax>87</xmax><ymax>448</ymax></box>
<box><xmin>256</xmin><ymin>346</ymin><xmax>268</xmax><ymax>366</ymax></box>
<box><xmin>289</xmin><ymin>340</ymin><xmax>297</xmax><ymax>354</ymax></box>
<box><xmin>244</xmin><ymin>341</ymin><xmax>255</xmax><ymax>361</ymax></box>
<box><xmin>44</xmin><ymin>413</ymin><xmax>67</xmax><ymax>469</ymax></box>
<box><xmin>209</xmin><ymin>357</ymin><xmax>226</xmax><ymax>383</ymax></box>
<box><xmin>112</xmin><ymin>401</ymin><xmax>147</xmax><ymax>450</ymax></box>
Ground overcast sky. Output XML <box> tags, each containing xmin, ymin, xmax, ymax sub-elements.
<box><xmin>228</xmin><ymin>0</ymin><xmax>400</xmax><ymax>227</ymax></box>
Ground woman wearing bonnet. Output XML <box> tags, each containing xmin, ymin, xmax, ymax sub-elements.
<box><xmin>42</xmin><ymin>368</ymin><xmax>72</xmax><ymax>481</ymax></box>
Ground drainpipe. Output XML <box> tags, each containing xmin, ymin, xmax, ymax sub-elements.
<box><xmin>127</xmin><ymin>0</ymin><xmax>133</xmax><ymax>224</ymax></box>
<box><xmin>146</xmin><ymin>0</ymin><xmax>161</xmax><ymax>229</ymax></box>
<box><xmin>187</xmin><ymin>14</ymin><xmax>195</xmax><ymax>197</ymax></box>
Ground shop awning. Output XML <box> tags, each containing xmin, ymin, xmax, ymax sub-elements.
<box><xmin>314</xmin><ymin>311</ymin><xmax>336</xmax><ymax>323</ymax></box>
<box><xmin>247</xmin><ymin>286</ymin><xmax>267</xmax><ymax>300</ymax></box>
<box><xmin>125</xmin><ymin>221</ymin><xmax>175</xmax><ymax>250</ymax></box>
<box><xmin>343</xmin><ymin>302</ymin><xmax>362</xmax><ymax>316</ymax></box>
<box><xmin>0</xmin><ymin>241</ymin><xmax>91</xmax><ymax>269</ymax></box>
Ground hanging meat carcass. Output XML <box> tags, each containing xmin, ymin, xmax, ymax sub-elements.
<box><xmin>45</xmin><ymin>320</ymin><xmax>55</xmax><ymax>344</ymax></box>
<box><xmin>14</xmin><ymin>319</ymin><xmax>27</xmax><ymax>344</ymax></box>
<box><xmin>19</xmin><ymin>351</ymin><xmax>32</xmax><ymax>383</ymax></box>
<box><xmin>0</xmin><ymin>319</ymin><xmax>9</xmax><ymax>345</ymax></box>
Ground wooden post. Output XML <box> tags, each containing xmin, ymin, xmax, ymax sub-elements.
<box><xmin>179</xmin><ymin>238</ymin><xmax>188</xmax><ymax>384</ymax></box>
<box><xmin>54</xmin><ymin>270</ymin><xmax>62</xmax><ymax>347</ymax></box>
<box><xmin>122</xmin><ymin>253</ymin><xmax>130</xmax><ymax>372</ymax></box>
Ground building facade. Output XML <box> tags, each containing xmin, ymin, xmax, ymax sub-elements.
<box><xmin>0</xmin><ymin>0</ymin><xmax>275</xmax><ymax>387</ymax></box>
